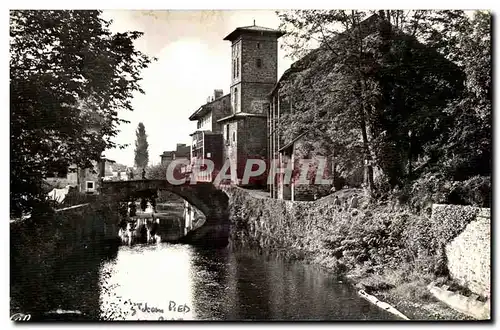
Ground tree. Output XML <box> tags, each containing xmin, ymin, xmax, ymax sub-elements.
<box><xmin>134</xmin><ymin>122</ymin><xmax>149</xmax><ymax>169</ymax></box>
<box><xmin>146</xmin><ymin>163</ymin><xmax>168</xmax><ymax>180</ymax></box>
<box><xmin>276</xmin><ymin>10</ymin><xmax>465</xmax><ymax>193</ymax></box>
<box><xmin>10</xmin><ymin>10</ymin><xmax>153</xmax><ymax>217</ymax></box>
<box><xmin>434</xmin><ymin>11</ymin><xmax>491</xmax><ymax>180</ymax></box>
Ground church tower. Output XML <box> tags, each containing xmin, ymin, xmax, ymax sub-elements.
<box><xmin>218</xmin><ymin>23</ymin><xmax>284</xmax><ymax>185</ymax></box>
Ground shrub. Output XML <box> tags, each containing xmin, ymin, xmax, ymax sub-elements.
<box><xmin>447</xmin><ymin>175</ymin><xmax>491</xmax><ymax>207</ymax></box>
<box><xmin>401</xmin><ymin>173</ymin><xmax>491</xmax><ymax>214</ymax></box>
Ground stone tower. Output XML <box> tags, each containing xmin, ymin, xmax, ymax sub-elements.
<box><xmin>218</xmin><ymin>23</ymin><xmax>284</xmax><ymax>185</ymax></box>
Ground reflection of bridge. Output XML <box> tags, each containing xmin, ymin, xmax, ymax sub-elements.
<box><xmin>100</xmin><ymin>180</ymin><xmax>230</xmax><ymax>247</ymax></box>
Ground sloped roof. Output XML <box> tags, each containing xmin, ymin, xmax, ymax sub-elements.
<box><xmin>279</xmin><ymin>131</ymin><xmax>309</xmax><ymax>152</ymax></box>
<box><xmin>217</xmin><ymin>112</ymin><xmax>267</xmax><ymax>123</ymax></box>
<box><xmin>161</xmin><ymin>144</ymin><xmax>191</xmax><ymax>159</ymax></box>
<box><xmin>223</xmin><ymin>25</ymin><xmax>285</xmax><ymax>41</ymax></box>
<box><xmin>188</xmin><ymin>94</ymin><xmax>230</xmax><ymax>121</ymax></box>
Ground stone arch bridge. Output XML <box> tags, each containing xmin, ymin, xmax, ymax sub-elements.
<box><xmin>100</xmin><ymin>180</ymin><xmax>230</xmax><ymax>247</ymax></box>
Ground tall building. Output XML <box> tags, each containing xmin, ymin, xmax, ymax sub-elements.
<box><xmin>217</xmin><ymin>23</ymin><xmax>285</xmax><ymax>185</ymax></box>
<box><xmin>186</xmin><ymin>90</ymin><xmax>231</xmax><ymax>182</ymax></box>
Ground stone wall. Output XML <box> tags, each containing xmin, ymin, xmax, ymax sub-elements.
<box><xmin>226</xmin><ymin>186</ymin><xmax>339</xmax><ymax>253</ymax></box>
<box><xmin>241</xmin><ymin>83</ymin><xmax>273</xmax><ymax>115</ymax></box>
<box><xmin>435</xmin><ymin>205</ymin><xmax>491</xmax><ymax>298</ymax></box>
<box><xmin>237</xmin><ymin>116</ymin><xmax>268</xmax><ymax>176</ymax></box>
<box><xmin>240</xmin><ymin>35</ymin><xmax>278</xmax><ymax>84</ymax></box>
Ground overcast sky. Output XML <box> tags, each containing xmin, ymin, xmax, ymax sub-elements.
<box><xmin>101</xmin><ymin>10</ymin><xmax>294</xmax><ymax>167</ymax></box>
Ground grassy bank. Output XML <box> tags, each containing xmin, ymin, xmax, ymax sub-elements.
<box><xmin>228</xmin><ymin>187</ymin><xmax>481</xmax><ymax>320</ymax></box>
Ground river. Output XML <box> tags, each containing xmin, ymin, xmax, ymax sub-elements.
<box><xmin>15</xmin><ymin>240</ymin><xmax>399</xmax><ymax>321</ymax></box>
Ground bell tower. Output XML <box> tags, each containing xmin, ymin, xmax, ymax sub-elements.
<box><xmin>219</xmin><ymin>24</ymin><xmax>284</xmax><ymax>185</ymax></box>
<box><xmin>224</xmin><ymin>23</ymin><xmax>284</xmax><ymax>115</ymax></box>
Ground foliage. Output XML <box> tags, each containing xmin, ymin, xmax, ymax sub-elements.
<box><xmin>404</xmin><ymin>174</ymin><xmax>491</xmax><ymax>214</ymax></box>
<box><xmin>146</xmin><ymin>162</ymin><xmax>168</xmax><ymax>180</ymax></box>
<box><xmin>432</xmin><ymin>11</ymin><xmax>492</xmax><ymax>181</ymax></box>
<box><xmin>134</xmin><ymin>122</ymin><xmax>149</xmax><ymax>169</ymax></box>
<box><xmin>10</xmin><ymin>10</ymin><xmax>153</xmax><ymax>217</ymax></box>
<box><xmin>275</xmin><ymin>10</ymin><xmax>491</xmax><ymax>200</ymax></box>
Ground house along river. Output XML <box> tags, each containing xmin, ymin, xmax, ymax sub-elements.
<box><xmin>14</xmin><ymin>239</ymin><xmax>399</xmax><ymax>321</ymax></box>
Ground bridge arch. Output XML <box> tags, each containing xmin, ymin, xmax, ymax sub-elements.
<box><xmin>100</xmin><ymin>180</ymin><xmax>230</xmax><ymax>247</ymax></box>
<box><xmin>100</xmin><ymin>180</ymin><xmax>229</xmax><ymax>223</ymax></box>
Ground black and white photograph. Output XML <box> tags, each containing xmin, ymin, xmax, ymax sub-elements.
<box><xmin>8</xmin><ymin>6</ymin><xmax>492</xmax><ymax>322</ymax></box>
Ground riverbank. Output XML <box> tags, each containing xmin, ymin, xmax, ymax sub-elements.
<box><xmin>10</xmin><ymin>201</ymin><xmax>120</xmax><ymax>316</ymax></box>
<box><xmin>226</xmin><ymin>186</ymin><xmax>487</xmax><ymax>320</ymax></box>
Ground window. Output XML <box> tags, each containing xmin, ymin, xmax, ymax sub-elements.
<box><xmin>256</xmin><ymin>58</ymin><xmax>262</xmax><ymax>68</ymax></box>
<box><xmin>206</xmin><ymin>152</ymin><xmax>211</xmax><ymax>158</ymax></box>
<box><xmin>86</xmin><ymin>181</ymin><xmax>95</xmax><ymax>192</ymax></box>
<box><xmin>234</xmin><ymin>88</ymin><xmax>238</xmax><ymax>112</ymax></box>
<box><xmin>257</xmin><ymin>42</ymin><xmax>260</xmax><ymax>49</ymax></box>
<box><xmin>233</xmin><ymin>59</ymin><xmax>236</xmax><ymax>78</ymax></box>
<box><xmin>236</xmin><ymin>57</ymin><xmax>239</xmax><ymax>77</ymax></box>
<box><xmin>233</xmin><ymin>131</ymin><xmax>236</xmax><ymax>142</ymax></box>
<box><xmin>226</xmin><ymin>124</ymin><xmax>229</xmax><ymax>140</ymax></box>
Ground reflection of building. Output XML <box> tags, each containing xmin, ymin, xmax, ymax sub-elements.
<box><xmin>187</xmin><ymin>90</ymin><xmax>231</xmax><ymax>182</ymax></box>
<box><xmin>182</xmin><ymin>201</ymin><xmax>205</xmax><ymax>235</ymax></box>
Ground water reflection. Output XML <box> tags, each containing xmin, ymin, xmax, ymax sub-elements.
<box><xmin>12</xmin><ymin>232</ymin><xmax>399</xmax><ymax>321</ymax></box>
<box><xmin>98</xmin><ymin>243</ymin><xmax>398</xmax><ymax>321</ymax></box>
<box><xmin>99</xmin><ymin>244</ymin><xmax>195</xmax><ymax>320</ymax></box>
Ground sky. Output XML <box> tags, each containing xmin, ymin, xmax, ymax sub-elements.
<box><xmin>101</xmin><ymin>10</ymin><xmax>294</xmax><ymax>167</ymax></box>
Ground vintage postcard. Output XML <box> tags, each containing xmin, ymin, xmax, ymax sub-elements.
<box><xmin>9</xmin><ymin>8</ymin><xmax>491</xmax><ymax>322</ymax></box>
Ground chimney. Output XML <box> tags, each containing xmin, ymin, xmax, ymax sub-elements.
<box><xmin>214</xmin><ymin>89</ymin><xmax>223</xmax><ymax>99</ymax></box>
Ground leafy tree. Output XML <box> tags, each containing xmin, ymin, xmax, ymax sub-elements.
<box><xmin>134</xmin><ymin>122</ymin><xmax>149</xmax><ymax>169</ymax></box>
<box><xmin>146</xmin><ymin>163</ymin><xmax>168</xmax><ymax>180</ymax></box>
<box><xmin>276</xmin><ymin>10</ymin><xmax>465</xmax><ymax>193</ymax></box>
<box><xmin>435</xmin><ymin>11</ymin><xmax>491</xmax><ymax>180</ymax></box>
<box><xmin>10</xmin><ymin>10</ymin><xmax>153</xmax><ymax>217</ymax></box>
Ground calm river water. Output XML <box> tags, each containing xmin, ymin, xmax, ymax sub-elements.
<box><xmin>13</xmin><ymin>240</ymin><xmax>399</xmax><ymax>321</ymax></box>
<box><xmin>97</xmin><ymin>242</ymin><xmax>397</xmax><ymax>321</ymax></box>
